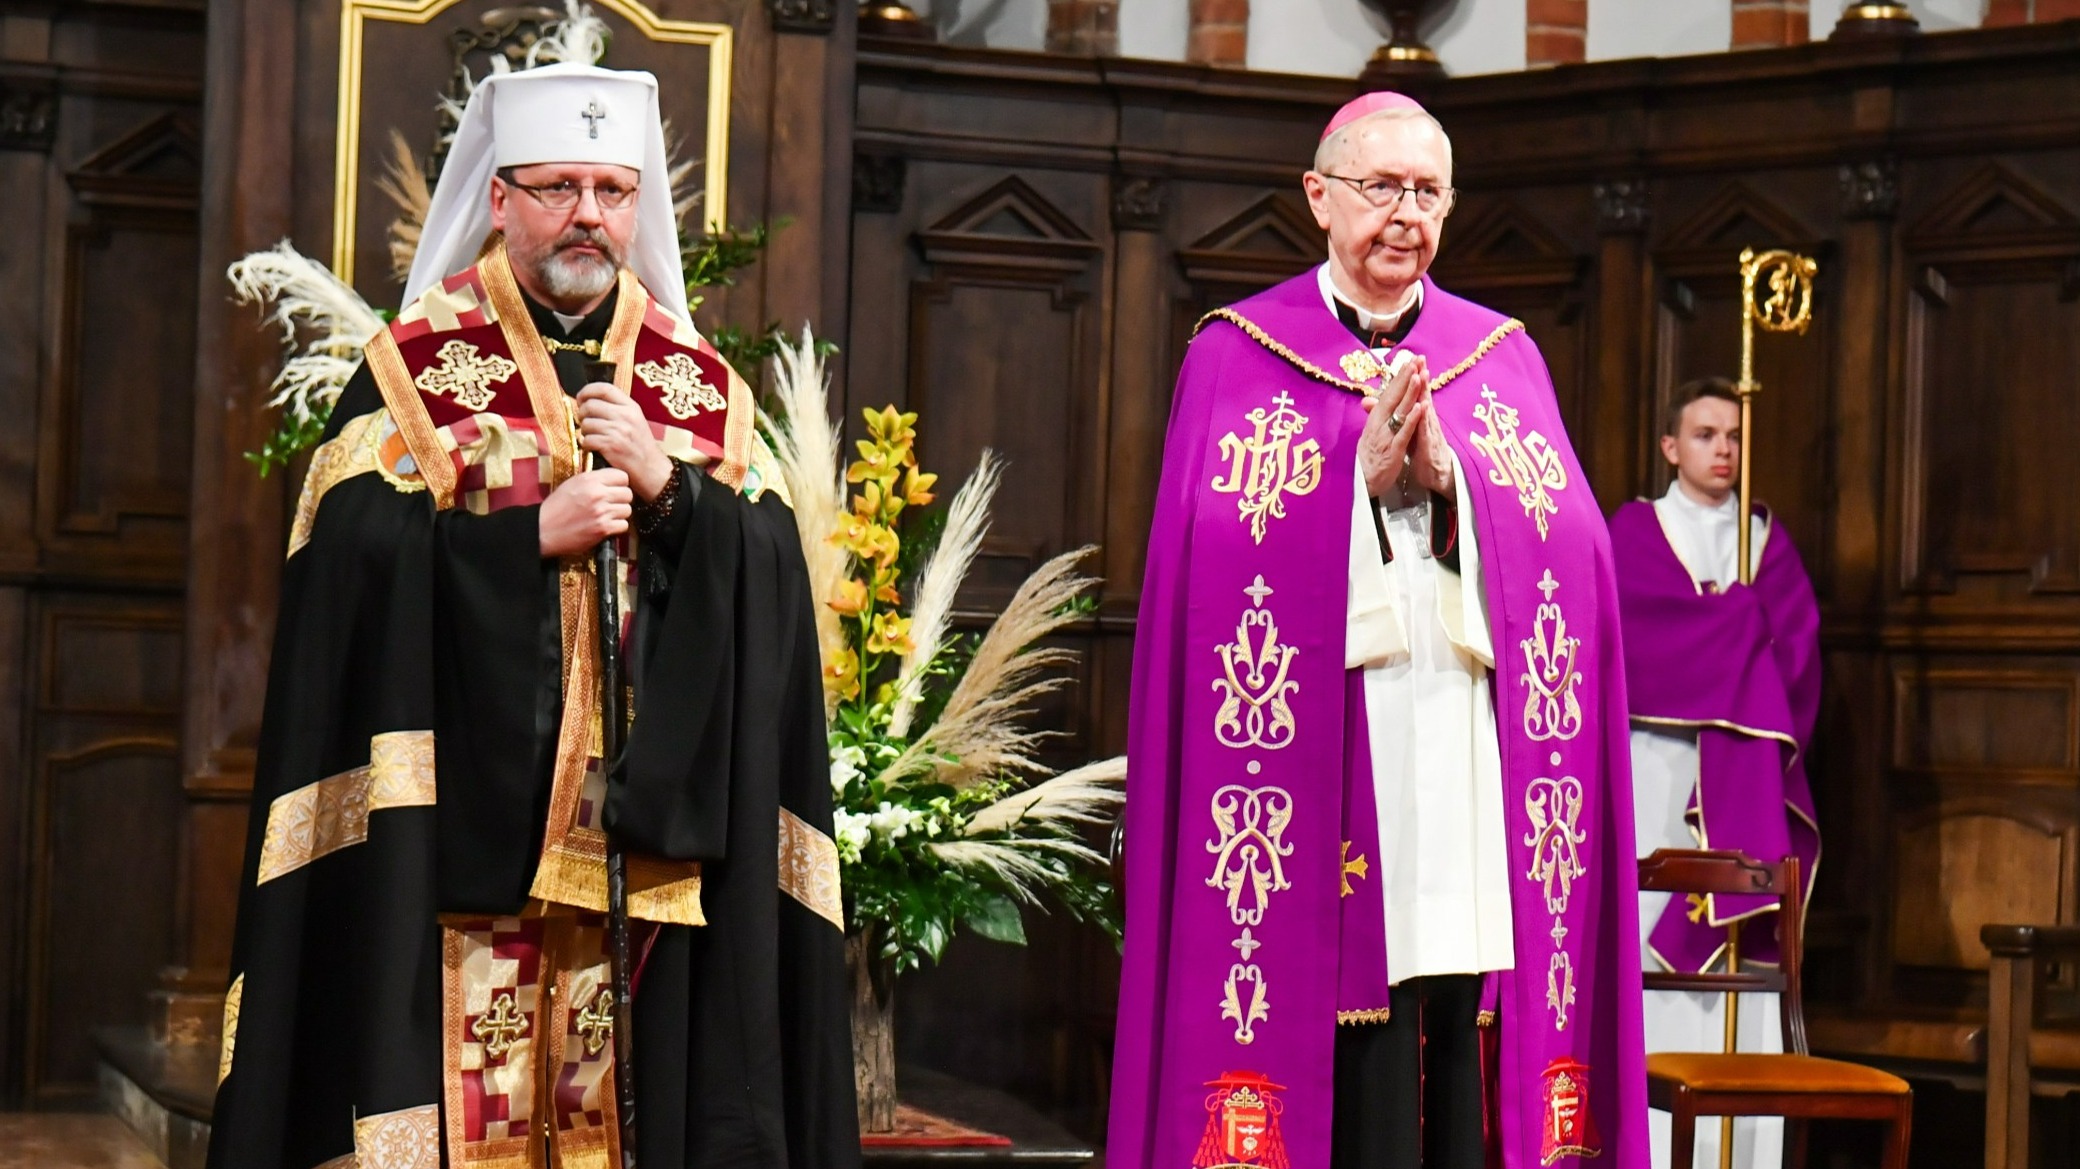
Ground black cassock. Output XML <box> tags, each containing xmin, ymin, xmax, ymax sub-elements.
<box><xmin>208</xmin><ymin>290</ymin><xmax>858</xmax><ymax>1169</ymax></box>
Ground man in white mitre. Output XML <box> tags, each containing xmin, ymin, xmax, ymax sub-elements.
<box><xmin>210</xmin><ymin>62</ymin><xmax>856</xmax><ymax>1169</ymax></box>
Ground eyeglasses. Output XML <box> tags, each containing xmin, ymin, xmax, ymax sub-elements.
<box><xmin>1318</xmin><ymin>174</ymin><xmax>1456</xmax><ymax>215</ymax></box>
<box><xmin>502</xmin><ymin>178</ymin><xmax>640</xmax><ymax>212</ymax></box>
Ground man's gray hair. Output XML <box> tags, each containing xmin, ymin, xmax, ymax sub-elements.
<box><xmin>1312</xmin><ymin>106</ymin><xmax>1454</xmax><ymax>180</ymax></box>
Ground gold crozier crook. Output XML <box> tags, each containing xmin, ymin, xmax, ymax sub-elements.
<box><xmin>1734</xmin><ymin>247</ymin><xmax>1817</xmax><ymax>587</ymax></box>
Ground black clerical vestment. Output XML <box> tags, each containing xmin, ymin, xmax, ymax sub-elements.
<box><xmin>208</xmin><ymin>248</ymin><xmax>856</xmax><ymax>1169</ymax></box>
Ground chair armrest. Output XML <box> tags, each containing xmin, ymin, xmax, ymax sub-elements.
<box><xmin>1982</xmin><ymin>923</ymin><xmax>2080</xmax><ymax>960</ymax></box>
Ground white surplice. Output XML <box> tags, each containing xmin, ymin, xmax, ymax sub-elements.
<box><xmin>1629</xmin><ymin>480</ymin><xmax>1782</xmax><ymax>1169</ymax></box>
<box><xmin>1328</xmin><ymin>265</ymin><xmax>1516</xmax><ymax>985</ymax></box>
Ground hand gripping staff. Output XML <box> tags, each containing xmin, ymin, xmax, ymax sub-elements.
<box><xmin>584</xmin><ymin>359</ymin><xmax>640</xmax><ymax>1168</ymax></box>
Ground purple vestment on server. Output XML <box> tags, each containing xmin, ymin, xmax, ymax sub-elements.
<box><xmin>1107</xmin><ymin>269</ymin><xmax>1649</xmax><ymax>1169</ymax></box>
<box><xmin>1609</xmin><ymin>501</ymin><xmax>1822</xmax><ymax>971</ymax></box>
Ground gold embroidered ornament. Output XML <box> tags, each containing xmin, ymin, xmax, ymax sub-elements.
<box><xmin>1339</xmin><ymin>349</ymin><xmax>1386</xmax><ymax>384</ymax></box>
<box><xmin>413</xmin><ymin>339</ymin><xmax>518</xmax><ymax>412</ymax></box>
<box><xmin>1207</xmin><ymin>783</ymin><xmax>1296</xmax><ymax>1044</ymax></box>
<box><xmin>471</xmin><ymin>991</ymin><xmax>529</xmax><ymax>1060</ymax></box>
<box><xmin>576</xmin><ymin>988</ymin><xmax>615</xmax><ymax>1056</ymax></box>
<box><xmin>1469</xmin><ymin>385</ymin><xmax>1568</xmax><ymax>541</ymax></box>
<box><xmin>1212</xmin><ymin>576</ymin><xmax>1301</xmax><ymax>751</ymax></box>
<box><xmin>1210</xmin><ymin>392</ymin><xmax>1325</xmax><ymax>544</ymax></box>
<box><xmin>1520</xmin><ymin>570</ymin><xmax>1585</xmax><ymax>742</ymax></box>
<box><xmin>635</xmin><ymin>352</ymin><xmax>726</xmax><ymax>420</ymax></box>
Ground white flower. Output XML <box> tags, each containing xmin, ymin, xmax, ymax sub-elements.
<box><xmin>832</xmin><ymin>808</ymin><xmax>872</xmax><ymax>863</ymax></box>
<box><xmin>829</xmin><ymin>744</ymin><xmax>867</xmax><ymax>795</ymax></box>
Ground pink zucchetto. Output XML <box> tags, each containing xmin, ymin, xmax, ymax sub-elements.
<box><xmin>1320</xmin><ymin>91</ymin><xmax>1427</xmax><ymax>141</ymax></box>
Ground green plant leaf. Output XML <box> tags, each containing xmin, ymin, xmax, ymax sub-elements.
<box><xmin>964</xmin><ymin>892</ymin><xmax>1028</xmax><ymax>947</ymax></box>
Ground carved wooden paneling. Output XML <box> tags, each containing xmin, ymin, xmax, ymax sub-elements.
<box><xmin>18</xmin><ymin>596</ymin><xmax>184</xmax><ymax>1107</ymax></box>
<box><xmin>1897</xmin><ymin>163</ymin><xmax>2080</xmax><ymax>603</ymax></box>
<box><xmin>0</xmin><ymin>0</ymin><xmax>204</xmax><ymax>1108</ymax></box>
<box><xmin>1431</xmin><ymin>195</ymin><xmax>1592</xmax><ymax>445</ymax></box>
<box><xmin>31</xmin><ymin>114</ymin><xmax>201</xmax><ymax>582</ymax></box>
<box><xmin>907</xmin><ymin>175</ymin><xmax>1105</xmax><ymax>606</ymax></box>
<box><xmin>1890</xmin><ymin>807</ymin><xmax>2068</xmax><ymax>974</ymax></box>
<box><xmin>1893</xmin><ymin>667</ymin><xmax>2078</xmax><ymax>775</ymax></box>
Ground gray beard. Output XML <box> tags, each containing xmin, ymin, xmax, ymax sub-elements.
<box><xmin>534</xmin><ymin>248</ymin><xmax>618</xmax><ymax>303</ymax></box>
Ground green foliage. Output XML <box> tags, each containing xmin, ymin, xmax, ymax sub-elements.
<box><xmin>247</xmin><ymin>406</ymin><xmax>334</xmax><ymax>477</ymax></box>
<box><xmin>821</xmin><ymin>410</ymin><xmax>1120</xmax><ymax>975</ymax></box>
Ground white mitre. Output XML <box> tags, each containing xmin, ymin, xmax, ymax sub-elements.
<box><xmin>403</xmin><ymin>62</ymin><xmax>691</xmax><ymax>322</ymax></box>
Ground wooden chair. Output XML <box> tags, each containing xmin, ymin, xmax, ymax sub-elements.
<box><xmin>1980</xmin><ymin>923</ymin><xmax>2080</xmax><ymax>1169</ymax></box>
<box><xmin>1639</xmin><ymin>849</ymin><xmax>1912</xmax><ymax>1169</ymax></box>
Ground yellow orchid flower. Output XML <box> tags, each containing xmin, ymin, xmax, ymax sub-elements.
<box><xmin>901</xmin><ymin>466</ymin><xmax>938</xmax><ymax>508</ymax></box>
<box><xmin>866</xmin><ymin>610</ymin><xmax>914</xmax><ymax>657</ymax></box>
<box><xmin>828</xmin><ymin>579</ymin><xmax>868</xmax><ymax>617</ymax></box>
<box><xmin>823</xmin><ymin>647</ymin><xmax>861</xmax><ymax>700</ymax></box>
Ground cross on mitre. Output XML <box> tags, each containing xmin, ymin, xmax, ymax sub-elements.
<box><xmin>636</xmin><ymin>353</ymin><xmax>727</xmax><ymax>420</ymax></box>
<box><xmin>580</xmin><ymin>98</ymin><xmax>606</xmax><ymax>139</ymax></box>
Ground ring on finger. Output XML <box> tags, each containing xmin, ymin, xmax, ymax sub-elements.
<box><xmin>1388</xmin><ymin>412</ymin><xmax>1406</xmax><ymax>434</ymax></box>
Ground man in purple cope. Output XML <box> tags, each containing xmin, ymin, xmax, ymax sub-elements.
<box><xmin>1613</xmin><ymin>379</ymin><xmax>1823</xmax><ymax>1169</ymax></box>
<box><xmin>1107</xmin><ymin>92</ymin><xmax>1649</xmax><ymax>1169</ymax></box>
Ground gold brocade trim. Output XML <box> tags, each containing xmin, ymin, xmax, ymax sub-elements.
<box><xmin>1193</xmin><ymin>309</ymin><xmax>1526</xmax><ymax>398</ymax></box>
<box><xmin>778</xmin><ymin>807</ymin><xmax>843</xmax><ymax>929</ymax></box>
<box><xmin>442</xmin><ymin>913</ymin><xmax>625</xmax><ymax>1168</ymax></box>
<box><xmin>1426</xmin><ymin>320</ymin><xmax>1525</xmax><ymax>392</ymax></box>
<box><xmin>526</xmin><ymin>562</ymin><xmax>706</xmax><ymax>925</ymax></box>
<box><xmin>480</xmin><ymin>244</ymin><xmax>578</xmax><ymax>490</ymax></box>
<box><xmin>1477</xmin><ymin>1009</ymin><xmax>1497</xmax><ymax>1028</ymax></box>
<box><xmin>255</xmin><ymin>731</ymin><xmax>437</xmax><ymax>885</ymax></box>
<box><xmin>368</xmin><ymin>329</ymin><xmax>458</xmax><ymax>510</ymax></box>
<box><xmin>602</xmin><ymin>267</ymin><xmax>644</xmax><ymax>393</ymax></box>
<box><xmin>1629</xmin><ymin>714</ymin><xmax>1800</xmax><ymax>756</ymax></box>
<box><xmin>288</xmin><ymin>410</ymin><xmax>384</xmax><ymax>558</ymax></box>
<box><xmin>713</xmin><ymin>362</ymin><xmax>757</xmax><ymax>491</ymax></box>
<box><xmin>1195</xmin><ymin>308</ymin><xmax>1372</xmax><ymax>396</ymax></box>
<box><xmin>440</xmin><ymin>926</ymin><xmax>470</xmax><ymax>1169</ymax></box>
<box><xmin>355</xmin><ymin>1104</ymin><xmax>440</xmax><ymax>1169</ymax></box>
<box><xmin>1336</xmin><ymin>1007</ymin><xmax>1392</xmax><ymax>1025</ymax></box>
<box><xmin>216</xmin><ymin>974</ymin><xmax>242</xmax><ymax>1086</ymax></box>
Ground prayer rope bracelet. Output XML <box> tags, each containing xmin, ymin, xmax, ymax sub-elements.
<box><xmin>634</xmin><ymin>465</ymin><xmax>682</xmax><ymax>536</ymax></box>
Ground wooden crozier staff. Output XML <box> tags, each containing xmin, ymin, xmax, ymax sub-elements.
<box><xmin>584</xmin><ymin>359</ymin><xmax>641</xmax><ymax>1168</ymax></box>
<box><xmin>1719</xmin><ymin>249</ymin><xmax>1817</xmax><ymax>1169</ymax></box>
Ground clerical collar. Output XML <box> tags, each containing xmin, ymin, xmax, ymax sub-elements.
<box><xmin>1317</xmin><ymin>263</ymin><xmax>1423</xmax><ymax>350</ymax></box>
<box><xmin>521</xmin><ymin>284</ymin><xmax>620</xmax><ymax>343</ymax></box>
<box><xmin>1663</xmin><ymin>479</ymin><xmax>1739</xmax><ymax>519</ymax></box>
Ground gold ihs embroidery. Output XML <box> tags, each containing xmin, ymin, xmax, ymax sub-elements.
<box><xmin>1213</xmin><ymin>576</ymin><xmax>1299</xmax><ymax>751</ymax></box>
<box><xmin>1210</xmin><ymin>392</ymin><xmax>1324</xmax><ymax>543</ymax></box>
<box><xmin>1520</xmin><ymin>570</ymin><xmax>1584</xmax><ymax>742</ymax></box>
<box><xmin>1469</xmin><ymin>386</ymin><xmax>1568</xmax><ymax>541</ymax></box>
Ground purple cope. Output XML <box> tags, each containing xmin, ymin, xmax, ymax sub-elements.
<box><xmin>1107</xmin><ymin>270</ymin><xmax>1650</xmax><ymax>1169</ymax></box>
<box><xmin>1609</xmin><ymin>501</ymin><xmax>1822</xmax><ymax>972</ymax></box>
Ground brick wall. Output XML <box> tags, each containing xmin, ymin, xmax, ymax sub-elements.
<box><xmin>1527</xmin><ymin>0</ymin><xmax>1587</xmax><ymax>65</ymax></box>
<box><xmin>1046</xmin><ymin>0</ymin><xmax>1119</xmax><ymax>55</ymax></box>
<box><xmin>1187</xmin><ymin>0</ymin><xmax>1247</xmax><ymax>66</ymax></box>
<box><xmin>1731</xmin><ymin>0</ymin><xmax>1810</xmax><ymax>48</ymax></box>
